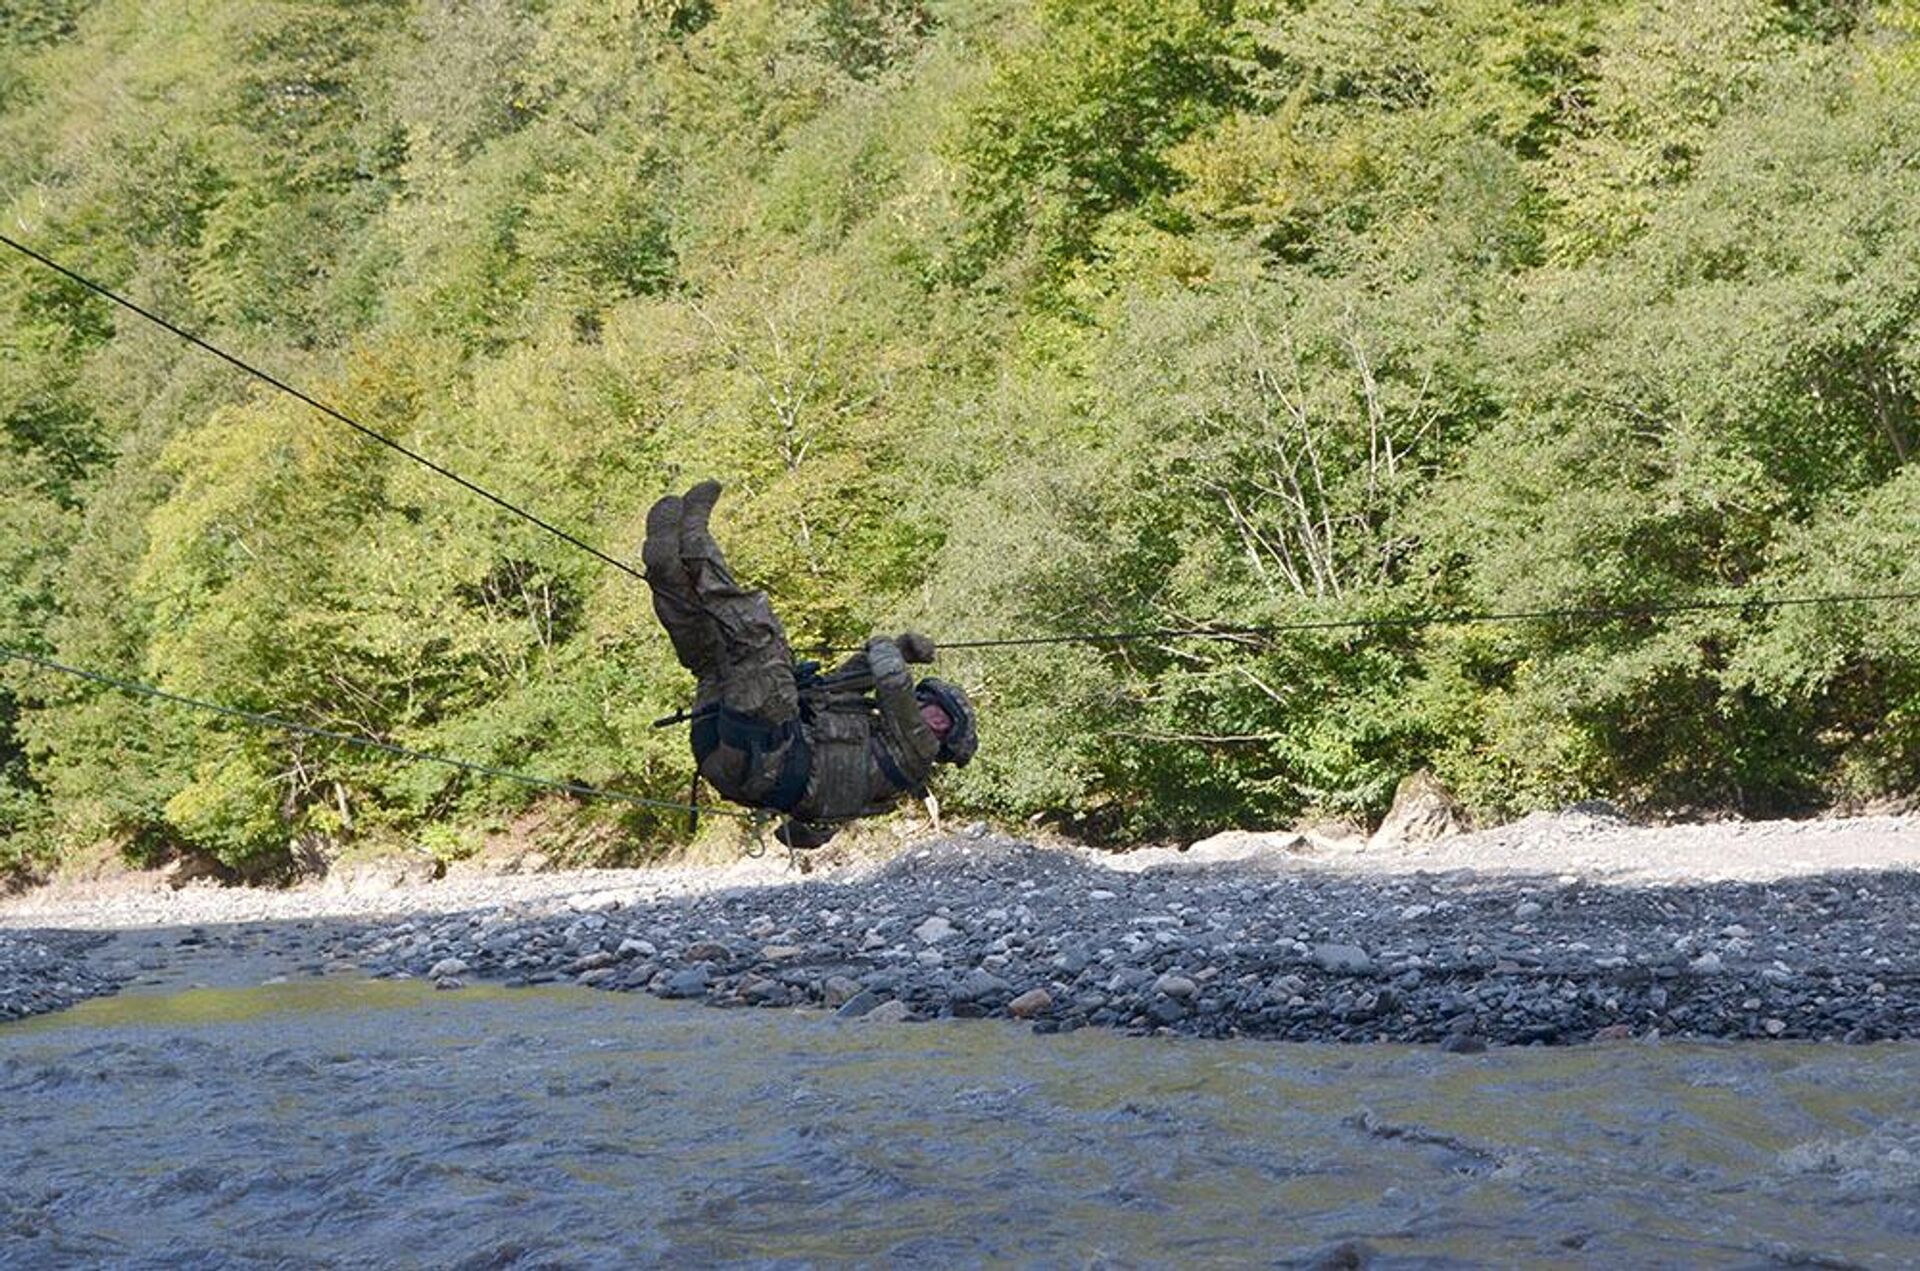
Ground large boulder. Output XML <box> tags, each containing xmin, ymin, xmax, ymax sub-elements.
<box><xmin>161</xmin><ymin>851</ymin><xmax>232</xmax><ymax>890</ymax></box>
<box><xmin>1369</xmin><ymin>770</ymin><xmax>1470</xmax><ymax>850</ymax></box>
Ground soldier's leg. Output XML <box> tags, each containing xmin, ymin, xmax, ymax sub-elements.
<box><xmin>677</xmin><ymin>480</ymin><xmax>799</xmax><ymax>724</ymax></box>
<box><xmin>642</xmin><ymin>492</ymin><xmax>727</xmax><ymax>687</ymax></box>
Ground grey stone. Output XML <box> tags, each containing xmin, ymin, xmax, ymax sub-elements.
<box><xmin>660</xmin><ymin>968</ymin><xmax>711</xmax><ymax>999</ymax></box>
<box><xmin>1312</xmin><ymin>944</ymin><xmax>1374</xmax><ymax>975</ymax></box>
<box><xmin>1148</xmin><ymin>998</ymin><xmax>1188</xmax><ymax>1025</ymax></box>
<box><xmin>959</xmin><ymin>968</ymin><xmax>1012</xmax><ymax>1002</ymax></box>
<box><xmin>1369</xmin><ymin>770</ymin><xmax>1470</xmax><ymax>849</ymax></box>
<box><xmin>835</xmin><ymin>990</ymin><xmax>883</xmax><ymax>1019</ymax></box>
<box><xmin>741</xmin><ymin>976</ymin><xmax>786</xmax><ymax>1004</ymax></box>
<box><xmin>1154</xmin><ymin>973</ymin><xmax>1198</xmax><ymax>999</ymax></box>
<box><xmin>822</xmin><ymin>975</ymin><xmax>863</xmax><ymax>1007</ymax></box>
<box><xmin>913</xmin><ymin>916</ymin><xmax>957</xmax><ymax>944</ymax></box>
<box><xmin>567</xmin><ymin>892</ymin><xmax>622</xmax><ymax>913</ymax></box>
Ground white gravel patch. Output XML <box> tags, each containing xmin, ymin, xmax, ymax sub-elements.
<box><xmin>4</xmin><ymin>812</ymin><xmax>1914</xmax><ymax>934</ymax></box>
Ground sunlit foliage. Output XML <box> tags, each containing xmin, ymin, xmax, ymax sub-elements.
<box><xmin>0</xmin><ymin>0</ymin><xmax>1913</xmax><ymax>877</ymax></box>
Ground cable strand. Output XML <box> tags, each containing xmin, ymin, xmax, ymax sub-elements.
<box><xmin>0</xmin><ymin>233</ymin><xmax>644</xmax><ymax>582</ymax></box>
<box><xmin>917</xmin><ymin>588</ymin><xmax>1920</xmax><ymax>652</ymax></box>
<box><xmin>0</xmin><ymin>646</ymin><xmax>745</xmax><ymax>820</ymax></box>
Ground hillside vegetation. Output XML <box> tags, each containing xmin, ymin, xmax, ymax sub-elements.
<box><xmin>2</xmin><ymin>0</ymin><xmax>1916</xmax><ymax>878</ymax></box>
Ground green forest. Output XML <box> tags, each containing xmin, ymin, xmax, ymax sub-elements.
<box><xmin>2</xmin><ymin>0</ymin><xmax>1916</xmax><ymax>881</ymax></box>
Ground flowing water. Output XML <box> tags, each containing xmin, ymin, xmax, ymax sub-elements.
<box><xmin>3</xmin><ymin>982</ymin><xmax>1916</xmax><ymax>1268</ymax></box>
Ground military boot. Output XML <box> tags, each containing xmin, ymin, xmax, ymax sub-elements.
<box><xmin>641</xmin><ymin>493</ymin><xmax>684</xmax><ymax>579</ymax></box>
<box><xmin>680</xmin><ymin>479</ymin><xmax>723</xmax><ymax>541</ymax></box>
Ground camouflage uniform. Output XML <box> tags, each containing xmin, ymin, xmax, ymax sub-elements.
<box><xmin>643</xmin><ymin>481</ymin><xmax>946</xmax><ymax>844</ymax></box>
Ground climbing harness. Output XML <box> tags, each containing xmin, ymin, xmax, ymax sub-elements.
<box><xmin>742</xmin><ymin>809</ymin><xmax>777</xmax><ymax>860</ymax></box>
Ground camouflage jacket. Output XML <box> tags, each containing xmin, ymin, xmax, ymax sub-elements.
<box><xmin>690</xmin><ymin>636</ymin><xmax>940</xmax><ymax>829</ymax></box>
<box><xmin>791</xmin><ymin>636</ymin><xmax>942</xmax><ymax>824</ymax></box>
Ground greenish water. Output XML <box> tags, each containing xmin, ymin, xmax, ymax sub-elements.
<box><xmin>4</xmin><ymin>983</ymin><xmax>1916</xmax><ymax>1268</ymax></box>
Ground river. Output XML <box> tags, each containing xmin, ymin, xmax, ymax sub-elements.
<box><xmin>3</xmin><ymin>982</ymin><xmax>1916</xmax><ymax>1268</ymax></box>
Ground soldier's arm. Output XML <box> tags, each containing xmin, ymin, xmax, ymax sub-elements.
<box><xmin>867</xmin><ymin>636</ymin><xmax>940</xmax><ymax>762</ymax></box>
<box><xmin>818</xmin><ymin>632</ymin><xmax>928</xmax><ymax>691</ymax></box>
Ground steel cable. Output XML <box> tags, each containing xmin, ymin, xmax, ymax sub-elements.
<box><xmin>0</xmin><ymin>233</ymin><xmax>645</xmax><ymax>582</ymax></box>
<box><xmin>0</xmin><ymin>645</ymin><xmax>747</xmax><ymax>820</ymax></box>
<box><xmin>10</xmin><ymin>238</ymin><xmax>1911</xmax><ymax>660</ymax></box>
<box><xmin>916</xmin><ymin>589</ymin><xmax>1920</xmax><ymax>652</ymax></box>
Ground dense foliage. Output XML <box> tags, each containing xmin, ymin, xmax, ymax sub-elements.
<box><xmin>2</xmin><ymin>0</ymin><xmax>1915</xmax><ymax>878</ymax></box>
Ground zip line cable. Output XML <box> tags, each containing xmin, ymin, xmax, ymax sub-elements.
<box><xmin>4</xmin><ymin>243</ymin><xmax>1914</xmax><ymax>664</ymax></box>
<box><xmin>0</xmin><ymin>233</ymin><xmax>645</xmax><ymax>582</ymax></box>
<box><xmin>915</xmin><ymin>588</ymin><xmax>1920</xmax><ymax>652</ymax></box>
<box><xmin>0</xmin><ymin>645</ymin><xmax>751</xmax><ymax>821</ymax></box>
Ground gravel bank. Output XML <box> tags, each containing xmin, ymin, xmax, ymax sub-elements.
<box><xmin>0</xmin><ymin>928</ymin><xmax>116</xmax><ymax>1022</ymax></box>
<box><xmin>5</xmin><ymin>812</ymin><xmax>1918</xmax><ymax>1045</ymax></box>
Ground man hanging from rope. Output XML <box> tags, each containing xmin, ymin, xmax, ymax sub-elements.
<box><xmin>643</xmin><ymin>480</ymin><xmax>977</xmax><ymax>849</ymax></box>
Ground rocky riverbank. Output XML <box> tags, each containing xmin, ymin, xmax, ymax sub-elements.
<box><xmin>5</xmin><ymin>811</ymin><xmax>1918</xmax><ymax>1045</ymax></box>
<box><xmin>0</xmin><ymin>928</ymin><xmax>117</xmax><ymax>1022</ymax></box>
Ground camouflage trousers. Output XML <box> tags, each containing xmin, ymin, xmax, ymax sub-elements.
<box><xmin>641</xmin><ymin>480</ymin><xmax>799</xmax><ymax>728</ymax></box>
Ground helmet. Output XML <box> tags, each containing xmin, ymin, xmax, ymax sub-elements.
<box><xmin>915</xmin><ymin>677</ymin><xmax>978</xmax><ymax>767</ymax></box>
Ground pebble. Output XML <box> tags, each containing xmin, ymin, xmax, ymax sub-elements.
<box><xmin>960</xmin><ymin>968</ymin><xmax>1011</xmax><ymax>1001</ymax></box>
<box><xmin>1009</xmin><ymin>988</ymin><xmax>1053</xmax><ymax>1018</ymax></box>
<box><xmin>914</xmin><ymin>916</ymin><xmax>957</xmax><ymax>944</ymax></box>
<box><xmin>1154</xmin><ymin>973</ymin><xmax>1198</xmax><ymax>1000</ymax></box>
<box><xmin>661</xmin><ymin>969</ymin><xmax>710</xmax><ymax>999</ymax></box>
<box><xmin>1312</xmin><ymin>944</ymin><xmax>1375</xmax><ymax>976</ymax></box>
<box><xmin>821</xmin><ymin>975</ymin><xmax>863</xmax><ymax>1007</ymax></box>
<box><xmin>835</xmin><ymin>990</ymin><xmax>883</xmax><ymax>1019</ymax></box>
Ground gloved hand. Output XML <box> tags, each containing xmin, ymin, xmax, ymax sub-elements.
<box><xmin>866</xmin><ymin>636</ymin><xmax>907</xmax><ymax>682</ymax></box>
<box><xmin>896</xmin><ymin>631</ymin><xmax>937</xmax><ymax>664</ymax></box>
